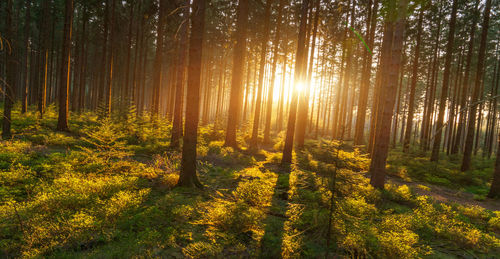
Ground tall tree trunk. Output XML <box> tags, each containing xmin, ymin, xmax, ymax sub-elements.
<box><xmin>21</xmin><ymin>0</ymin><xmax>31</xmax><ymax>114</ymax></box>
<box><xmin>225</xmin><ymin>0</ymin><xmax>249</xmax><ymax>148</ymax></box>
<box><xmin>71</xmin><ymin>15</ymin><xmax>81</xmax><ymax>113</ymax></box>
<box><xmin>78</xmin><ymin>6</ymin><xmax>87</xmax><ymax>113</ymax></box>
<box><xmin>2</xmin><ymin>0</ymin><xmax>15</xmax><ymax>139</ymax></box>
<box><xmin>488</xmin><ymin>131</ymin><xmax>500</xmax><ymax>198</ymax></box>
<box><xmin>98</xmin><ymin>0</ymin><xmax>109</xmax><ymax>109</ymax></box>
<box><xmin>452</xmin><ymin>1</ymin><xmax>479</xmax><ymax>154</ymax></box>
<box><xmin>131</xmin><ymin>0</ymin><xmax>143</xmax><ymax>109</ymax></box>
<box><xmin>250</xmin><ymin>0</ymin><xmax>273</xmax><ymax>149</ymax></box>
<box><xmin>242</xmin><ymin>60</ymin><xmax>251</xmax><ymax>123</ymax></box>
<box><xmin>369</xmin><ymin>0</ymin><xmax>407</xmax><ymax>189</ymax></box>
<box><xmin>123</xmin><ymin>1</ymin><xmax>134</xmax><ymax>106</ymax></box>
<box><xmin>178</xmin><ymin>0</ymin><xmax>206</xmax><ymax>188</ymax></box>
<box><xmin>392</xmin><ymin>66</ymin><xmax>404</xmax><ymax>148</ymax></box>
<box><xmin>171</xmin><ymin>1</ymin><xmax>190</xmax><ymax>148</ymax></box>
<box><xmin>420</xmin><ymin>5</ymin><xmax>443</xmax><ymax>151</ymax></box>
<box><xmin>296</xmin><ymin>0</ymin><xmax>320</xmax><ymax>147</ymax></box>
<box><xmin>263</xmin><ymin>0</ymin><xmax>286</xmax><ymax>144</ymax></box>
<box><xmin>402</xmin><ymin>6</ymin><xmax>423</xmax><ymax>152</ymax></box>
<box><xmin>486</xmin><ymin>55</ymin><xmax>500</xmax><ymax>158</ymax></box>
<box><xmin>335</xmin><ymin>1</ymin><xmax>354</xmax><ymax>140</ymax></box>
<box><xmin>446</xmin><ymin>50</ymin><xmax>463</xmax><ymax>154</ymax></box>
<box><xmin>105</xmin><ymin>0</ymin><xmax>116</xmax><ymax>116</ymax></box>
<box><xmin>38</xmin><ymin>0</ymin><xmax>50</xmax><ymax>117</ymax></box>
<box><xmin>282</xmin><ymin>0</ymin><xmax>309</xmax><ymax>165</ymax></box>
<box><xmin>461</xmin><ymin>0</ymin><xmax>492</xmax><ymax>171</ymax></box>
<box><xmin>56</xmin><ymin>0</ymin><xmax>73</xmax><ymax>131</ymax></box>
<box><xmin>151</xmin><ymin>0</ymin><xmax>166</xmax><ymax>120</ymax></box>
<box><xmin>332</xmin><ymin>37</ymin><xmax>347</xmax><ymax>140</ymax></box>
<box><xmin>474</xmin><ymin>85</ymin><xmax>484</xmax><ymax>155</ymax></box>
<box><xmin>430</xmin><ymin>0</ymin><xmax>458</xmax><ymax>161</ymax></box>
<box><xmin>276</xmin><ymin>15</ymin><xmax>289</xmax><ymax>133</ymax></box>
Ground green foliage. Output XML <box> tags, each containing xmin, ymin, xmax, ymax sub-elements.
<box><xmin>1</xmin><ymin>109</ymin><xmax>498</xmax><ymax>258</ymax></box>
<box><xmin>80</xmin><ymin>118</ymin><xmax>131</xmax><ymax>161</ymax></box>
<box><xmin>387</xmin><ymin>151</ymin><xmax>495</xmax><ymax>197</ymax></box>
<box><xmin>202</xmin><ymin>140</ymin><xmax>256</xmax><ymax>168</ymax></box>
<box><xmin>233</xmin><ymin>169</ymin><xmax>275</xmax><ymax>207</ymax></box>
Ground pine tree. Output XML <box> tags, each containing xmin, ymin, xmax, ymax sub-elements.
<box><xmin>178</xmin><ymin>0</ymin><xmax>206</xmax><ymax>188</ymax></box>
<box><xmin>56</xmin><ymin>0</ymin><xmax>73</xmax><ymax>131</ymax></box>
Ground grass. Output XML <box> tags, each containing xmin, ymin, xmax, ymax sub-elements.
<box><xmin>0</xmin><ymin>104</ymin><xmax>499</xmax><ymax>258</ymax></box>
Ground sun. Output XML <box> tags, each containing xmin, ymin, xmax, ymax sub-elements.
<box><xmin>293</xmin><ymin>81</ymin><xmax>303</xmax><ymax>93</ymax></box>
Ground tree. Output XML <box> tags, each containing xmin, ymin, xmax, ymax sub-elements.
<box><xmin>402</xmin><ymin>5</ymin><xmax>423</xmax><ymax>152</ymax></box>
<box><xmin>263</xmin><ymin>0</ymin><xmax>286</xmax><ymax>144</ymax></box>
<box><xmin>296</xmin><ymin>0</ymin><xmax>320</xmax><ymax>148</ymax></box>
<box><xmin>282</xmin><ymin>0</ymin><xmax>309</xmax><ymax>165</ymax></box>
<box><xmin>430</xmin><ymin>0</ymin><xmax>458</xmax><ymax>162</ymax></box>
<box><xmin>354</xmin><ymin>0</ymin><xmax>379</xmax><ymax>146</ymax></box>
<box><xmin>452</xmin><ymin>0</ymin><xmax>480</xmax><ymax>155</ymax></box>
<box><xmin>77</xmin><ymin>5</ymin><xmax>88</xmax><ymax>113</ymax></box>
<box><xmin>105</xmin><ymin>0</ymin><xmax>116</xmax><ymax>116</ymax></box>
<box><xmin>488</xmin><ymin>129</ymin><xmax>500</xmax><ymax>198</ymax></box>
<box><xmin>2</xmin><ymin>0</ymin><xmax>15</xmax><ymax>139</ymax></box>
<box><xmin>98</xmin><ymin>0</ymin><xmax>110</xmax><ymax>109</ymax></box>
<box><xmin>56</xmin><ymin>0</ymin><xmax>73</xmax><ymax>132</ymax></box>
<box><xmin>420</xmin><ymin>3</ymin><xmax>443</xmax><ymax>151</ymax></box>
<box><xmin>369</xmin><ymin>0</ymin><xmax>407</xmax><ymax>189</ymax></box>
<box><xmin>21</xmin><ymin>0</ymin><xmax>31</xmax><ymax>114</ymax></box>
<box><xmin>177</xmin><ymin>0</ymin><xmax>206</xmax><ymax>188</ymax></box>
<box><xmin>461</xmin><ymin>0</ymin><xmax>492</xmax><ymax>171</ymax></box>
<box><xmin>151</xmin><ymin>0</ymin><xmax>166</xmax><ymax>120</ymax></box>
<box><xmin>225</xmin><ymin>0</ymin><xmax>249</xmax><ymax>148</ymax></box>
<box><xmin>123</xmin><ymin>0</ymin><xmax>134</xmax><ymax>106</ymax></box>
<box><xmin>250</xmin><ymin>0</ymin><xmax>273</xmax><ymax>150</ymax></box>
<box><xmin>171</xmin><ymin>0</ymin><xmax>190</xmax><ymax>149</ymax></box>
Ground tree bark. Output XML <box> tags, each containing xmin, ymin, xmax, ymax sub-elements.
<box><xmin>402</xmin><ymin>7</ymin><xmax>423</xmax><ymax>152</ymax></box>
<box><xmin>77</xmin><ymin>6</ymin><xmax>87</xmax><ymax>113</ymax></box>
<box><xmin>21</xmin><ymin>0</ymin><xmax>31</xmax><ymax>114</ymax></box>
<box><xmin>250</xmin><ymin>0</ymin><xmax>273</xmax><ymax>149</ymax></box>
<box><xmin>56</xmin><ymin>0</ymin><xmax>73</xmax><ymax>132</ymax></box>
<box><xmin>151</xmin><ymin>0</ymin><xmax>166</xmax><ymax>120</ymax></box>
<box><xmin>105</xmin><ymin>0</ymin><xmax>116</xmax><ymax>116</ymax></box>
<box><xmin>282</xmin><ymin>0</ymin><xmax>309</xmax><ymax>165</ymax></box>
<box><xmin>123</xmin><ymin>0</ymin><xmax>134</xmax><ymax>106</ymax></box>
<box><xmin>38</xmin><ymin>0</ymin><xmax>50</xmax><ymax>117</ymax></box>
<box><xmin>225</xmin><ymin>0</ymin><xmax>249</xmax><ymax>148</ymax></box>
<box><xmin>354</xmin><ymin>0</ymin><xmax>379</xmax><ymax>145</ymax></box>
<box><xmin>486</xmin><ymin>55</ymin><xmax>500</xmax><ymax>158</ymax></box>
<box><xmin>2</xmin><ymin>0</ymin><xmax>16</xmax><ymax>139</ymax></box>
<box><xmin>171</xmin><ymin>1</ymin><xmax>190</xmax><ymax>148</ymax></box>
<box><xmin>98</xmin><ymin>0</ymin><xmax>110</xmax><ymax>109</ymax></box>
<box><xmin>369</xmin><ymin>0</ymin><xmax>407</xmax><ymax>189</ymax></box>
<box><xmin>430</xmin><ymin>0</ymin><xmax>458</xmax><ymax>161</ymax></box>
<box><xmin>263</xmin><ymin>0</ymin><xmax>286</xmax><ymax>144</ymax></box>
<box><xmin>488</xmin><ymin>131</ymin><xmax>500</xmax><ymax>198</ymax></box>
<box><xmin>461</xmin><ymin>0</ymin><xmax>492</xmax><ymax>171</ymax></box>
<box><xmin>178</xmin><ymin>0</ymin><xmax>206</xmax><ymax>188</ymax></box>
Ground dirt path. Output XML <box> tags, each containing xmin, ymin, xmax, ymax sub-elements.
<box><xmin>386</xmin><ymin>175</ymin><xmax>500</xmax><ymax>211</ymax></box>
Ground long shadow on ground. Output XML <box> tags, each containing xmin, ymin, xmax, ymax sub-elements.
<box><xmin>259</xmin><ymin>164</ymin><xmax>291</xmax><ymax>258</ymax></box>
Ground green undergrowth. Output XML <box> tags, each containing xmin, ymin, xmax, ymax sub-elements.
<box><xmin>0</xmin><ymin>105</ymin><xmax>499</xmax><ymax>258</ymax></box>
<box><xmin>387</xmin><ymin>149</ymin><xmax>495</xmax><ymax>198</ymax></box>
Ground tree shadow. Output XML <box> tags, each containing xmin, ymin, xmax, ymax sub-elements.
<box><xmin>259</xmin><ymin>164</ymin><xmax>291</xmax><ymax>258</ymax></box>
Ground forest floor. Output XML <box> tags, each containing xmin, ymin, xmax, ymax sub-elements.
<box><xmin>0</xmin><ymin>106</ymin><xmax>499</xmax><ymax>258</ymax></box>
<box><xmin>385</xmin><ymin>175</ymin><xmax>500</xmax><ymax>211</ymax></box>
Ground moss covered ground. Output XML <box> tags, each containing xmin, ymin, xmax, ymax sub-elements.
<box><xmin>1</xmin><ymin>106</ymin><xmax>499</xmax><ymax>258</ymax></box>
